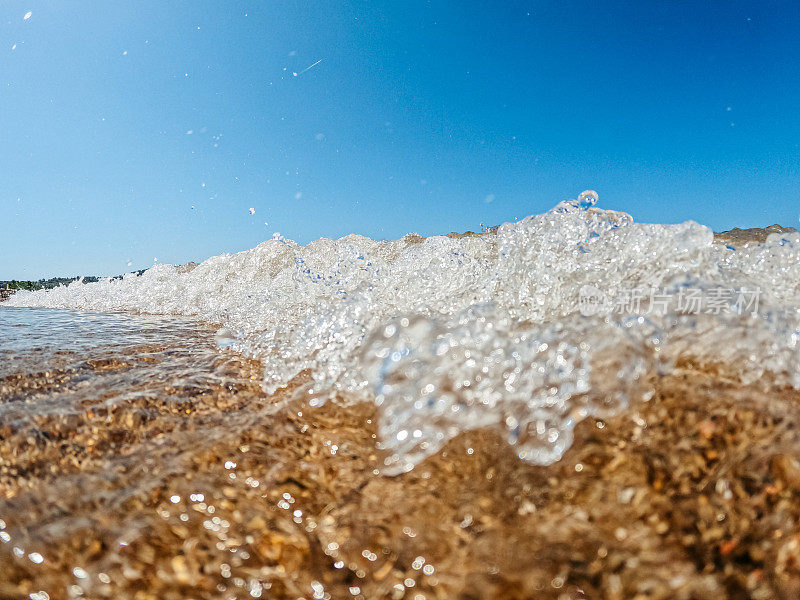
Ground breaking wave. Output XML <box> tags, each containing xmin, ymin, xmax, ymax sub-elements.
<box><xmin>8</xmin><ymin>192</ymin><xmax>800</xmax><ymax>473</ymax></box>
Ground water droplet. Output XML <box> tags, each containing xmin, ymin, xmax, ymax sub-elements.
<box><xmin>576</xmin><ymin>190</ymin><xmax>599</xmax><ymax>208</ymax></box>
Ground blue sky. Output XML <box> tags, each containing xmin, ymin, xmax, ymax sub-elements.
<box><xmin>1</xmin><ymin>1</ymin><xmax>798</xmax><ymax>279</ymax></box>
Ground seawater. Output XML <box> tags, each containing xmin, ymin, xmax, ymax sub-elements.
<box><xmin>7</xmin><ymin>192</ymin><xmax>800</xmax><ymax>473</ymax></box>
<box><xmin>0</xmin><ymin>306</ymin><xmax>223</xmax><ymax>423</ymax></box>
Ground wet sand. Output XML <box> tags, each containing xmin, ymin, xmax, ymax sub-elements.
<box><xmin>3</xmin><ymin>318</ymin><xmax>800</xmax><ymax>600</ymax></box>
<box><xmin>713</xmin><ymin>225</ymin><xmax>797</xmax><ymax>248</ymax></box>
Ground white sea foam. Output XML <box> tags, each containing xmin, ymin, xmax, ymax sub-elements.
<box><xmin>8</xmin><ymin>192</ymin><xmax>800</xmax><ymax>472</ymax></box>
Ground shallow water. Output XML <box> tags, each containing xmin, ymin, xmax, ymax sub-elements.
<box><xmin>0</xmin><ymin>307</ymin><xmax>213</xmax><ymax>375</ymax></box>
<box><xmin>4</xmin><ymin>194</ymin><xmax>800</xmax><ymax>599</ymax></box>
<box><xmin>4</xmin><ymin>307</ymin><xmax>800</xmax><ymax>599</ymax></box>
<box><xmin>0</xmin><ymin>307</ymin><xmax>300</xmax><ymax>598</ymax></box>
<box><xmin>8</xmin><ymin>194</ymin><xmax>800</xmax><ymax>472</ymax></box>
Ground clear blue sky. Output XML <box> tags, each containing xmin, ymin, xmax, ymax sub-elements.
<box><xmin>1</xmin><ymin>1</ymin><xmax>798</xmax><ymax>279</ymax></box>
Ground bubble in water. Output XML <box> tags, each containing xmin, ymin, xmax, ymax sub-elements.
<box><xmin>215</xmin><ymin>328</ymin><xmax>237</xmax><ymax>348</ymax></box>
<box><xmin>23</xmin><ymin>11</ymin><xmax>32</xmax><ymax>20</ymax></box>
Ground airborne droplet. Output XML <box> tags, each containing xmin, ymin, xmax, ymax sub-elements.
<box><xmin>576</xmin><ymin>190</ymin><xmax>599</xmax><ymax>208</ymax></box>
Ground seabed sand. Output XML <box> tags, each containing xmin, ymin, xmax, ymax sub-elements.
<box><xmin>3</xmin><ymin>331</ymin><xmax>800</xmax><ymax>600</ymax></box>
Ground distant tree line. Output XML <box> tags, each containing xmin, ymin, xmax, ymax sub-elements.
<box><xmin>1</xmin><ymin>271</ymin><xmax>146</xmax><ymax>291</ymax></box>
<box><xmin>1</xmin><ymin>277</ymin><xmax>96</xmax><ymax>290</ymax></box>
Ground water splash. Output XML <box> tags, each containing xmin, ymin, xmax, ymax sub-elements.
<box><xmin>8</xmin><ymin>191</ymin><xmax>800</xmax><ymax>472</ymax></box>
<box><xmin>360</xmin><ymin>306</ymin><xmax>659</xmax><ymax>474</ymax></box>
